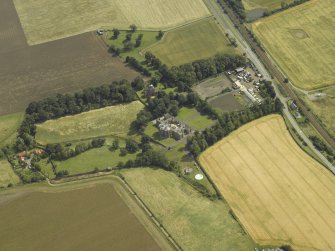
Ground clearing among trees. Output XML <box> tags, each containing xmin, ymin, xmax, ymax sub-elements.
<box><xmin>199</xmin><ymin>115</ymin><xmax>335</xmax><ymax>250</ymax></box>
<box><xmin>147</xmin><ymin>18</ymin><xmax>239</xmax><ymax>66</ymax></box>
<box><xmin>36</xmin><ymin>101</ymin><xmax>144</xmax><ymax>144</ymax></box>
<box><xmin>252</xmin><ymin>0</ymin><xmax>335</xmax><ymax>90</ymax></box>
<box><xmin>13</xmin><ymin>0</ymin><xmax>210</xmax><ymax>45</ymax></box>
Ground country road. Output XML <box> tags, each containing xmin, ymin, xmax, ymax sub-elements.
<box><xmin>205</xmin><ymin>0</ymin><xmax>335</xmax><ymax>173</ymax></box>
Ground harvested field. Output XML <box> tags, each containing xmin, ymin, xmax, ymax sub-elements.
<box><xmin>252</xmin><ymin>0</ymin><xmax>335</xmax><ymax>90</ymax></box>
<box><xmin>193</xmin><ymin>74</ymin><xmax>232</xmax><ymax>99</ymax></box>
<box><xmin>13</xmin><ymin>0</ymin><xmax>210</xmax><ymax>45</ymax></box>
<box><xmin>36</xmin><ymin>101</ymin><xmax>144</xmax><ymax>144</ymax></box>
<box><xmin>0</xmin><ymin>160</ymin><xmax>20</xmax><ymax>188</ymax></box>
<box><xmin>147</xmin><ymin>18</ymin><xmax>238</xmax><ymax>66</ymax></box>
<box><xmin>209</xmin><ymin>93</ymin><xmax>242</xmax><ymax>112</ymax></box>
<box><xmin>122</xmin><ymin>168</ymin><xmax>255</xmax><ymax>250</ymax></box>
<box><xmin>0</xmin><ymin>181</ymin><xmax>165</xmax><ymax>251</ymax></box>
<box><xmin>0</xmin><ymin>113</ymin><xmax>24</xmax><ymax>147</ymax></box>
<box><xmin>0</xmin><ymin>0</ymin><xmax>138</xmax><ymax>116</ymax></box>
<box><xmin>199</xmin><ymin>115</ymin><xmax>335</xmax><ymax>250</ymax></box>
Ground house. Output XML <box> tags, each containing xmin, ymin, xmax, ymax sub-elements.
<box><xmin>183</xmin><ymin>167</ymin><xmax>193</xmax><ymax>175</ymax></box>
<box><xmin>235</xmin><ymin>67</ymin><xmax>244</xmax><ymax>74</ymax></box>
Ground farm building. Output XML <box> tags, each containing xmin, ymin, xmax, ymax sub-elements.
<box><xmin>153</xmin><ymin>114</ymin><xmax>193</xmax><ymax>140</ymax></box>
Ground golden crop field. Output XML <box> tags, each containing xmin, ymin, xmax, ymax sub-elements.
<box><xmin>13</xmin><ymin>0</ymin><xmax>210</xmax><ymax>45</ymax></box>
<box><xmin>36</xmin><ymin>101</ymin><xmax>144</xmax><ymax>144</ymax></box>
<box><xmin>252</xmin><ymin>0</ymin><xmax>335</xmax><ymax>90</ymax></box>
<box><xmin>199</xmin><ymin>115</ymin><xmax>335</xmax><ymax>250</ymax></box>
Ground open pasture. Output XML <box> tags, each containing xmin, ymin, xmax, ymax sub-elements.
<box><xmin>122</xmin><ymin>168</ymin><xmax>255</xmax><ymax>250</ymax></box>
<box><xmin>209</xmin><ymin>93</ymin><xmax>242</xmax><ymax>112</ymax></box>
<box><xmin>0</xmin><ymin>182</ymin><xmax>164</xmax><ymax>251</ymax></box>
<box><xmin>0</xmin><ymin>160</ymin><xmax>20</xmax><ymax>188</ymax></box>
<box><xmin>36</xmin><ymin>101</ymin><xmax>144</xmax><ymax>144</ymax></box>
<box><xmin>13</xmin><ymin>0</ymin><xmax>210</xmax><ymax>45</ymax></box>
<box><xmin>0</xmin><ymin>113</ymin><xmax>23</xmax><ymax>147</ymax></box>
<box><xmin>147</xmin><ymin>18</ymin><xmax>238</xmax><ymax>66</ymax></box>
<box><xmin>199</xmin><ymin>115</ymin><xmax>335</xmax><ymax>250</ymax></box>
<box><xmin>243</xmin><ymin>0</ymin><xmax>294</xmax><ymax>12</ymax></box>
<box><xmin>252</xmin><ymin>0</ymin><xmax>335</xmax><ymax>90</ymax></box>
<box><xmin>0</xmin><ymin>0</ymin><xmax>138</xmax><ymax>116</ymax></box>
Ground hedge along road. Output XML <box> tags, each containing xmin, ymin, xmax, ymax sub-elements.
<box><xmin>206</xmin><ymin>0</ymin><xmax>335</xmax><ymax>171</ymax></box>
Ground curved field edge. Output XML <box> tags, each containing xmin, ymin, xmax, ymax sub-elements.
<box><xmin>0</xmin><ymin>175</ymin><xmax>173</xmax><ymax>251</ymax></box>
<box><xmin>122</xmin><ymin>168</ymin><xmax>256</xmax><ymax>251</ymax></box>
<box><xmin>252</xmin><ymin>0</ymin><xmax>335</xmax><ymax>91</ymax></box>
<box><xmin>145</xmin><ymin>17</ymin><xmax>240</xmax><ymax>66</ymax></box>
<box><xmin>13</xmin><ymin>0</ymin><xmax>211</xmax><ymax>45</ymax></box>
<box><xmin>199</xmin><ymin>115</ymin><xmax>335</xmax><ymax>250</ymax></box>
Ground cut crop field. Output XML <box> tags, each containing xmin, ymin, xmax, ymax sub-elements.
<box><xmin>0</xmin><ymin>0</ymin><xmax>138</xmax><ymax>116</ymax></box>
<box><xmin>13</xmin><ymin>0</ymin><xmax>210</xmax><ymax>45</ymax></box>
<box><xmin>252</xmin><ymin>0</ymin><xmax>335</xmax><ymax>90</ymax></box>
<box><xmin>0</xmin><ymin>181</ymin><xmax>165</xmax><ymax>251</ymax></box>
<box><xmin>0</xmin><ymin>113</ymin><xmax>23</xmax><ymax>147</ymax></box>
<box><xmin>122</xmin><ymin>168</ymin><xmax>255</xmax><ymax>250</ymax></box>
<box><xmin>36</xmin><ymin>101</ymin><xmax>144</xmax><ymax>144</ymax></box>
<box><xmin>0</xmin><ymin>160</ymin><xmax>20</xmax><ymax>188</ymax></box>
<box><xmin>147</xmin><ymin>18</ymin><xmax>239</xmax><ymax>66</ymax></box>
<box><xmin>199</xmin><ymin>115</ymin><xmax>335</xmax><ymax>250</ymax></box>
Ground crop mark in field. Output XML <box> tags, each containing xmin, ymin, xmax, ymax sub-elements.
<box><xmin>288</xmin><ymin>29</ymin><xmax>309</xmax><ymax>40</ymax></box>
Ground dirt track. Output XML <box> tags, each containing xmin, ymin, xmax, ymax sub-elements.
<box><xmin>0</xmin><ymin>0</ymin><xmax>138</xmax><ymax>115</ymax></box>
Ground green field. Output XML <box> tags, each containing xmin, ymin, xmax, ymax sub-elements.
<box><xmin>0</xmin><ymin>160</ymin><xmax>20</xmax><ymax>188</ymax></box>
<box><xmin>14</xmin><ymin>0</ymin><xmax>210</xmax><ymax>45</ymax></box>
<box><xmin>243</xmin><ymin>0</ymin><xmax>294</xmax><ymax>11</ymax></box>
<box><xmin>0</xmin><ymin>181</ymin><xmax>166</xmax><ymax>251</ymax></box>
<box><xmin>0</xmin><ymin>113</ymin><xmax>24</xmax><ymax>147</ymax></box>
<box><xmin>122</xmin><ymin>168</ymin><xmax>255</xmax><ymax>250</ymax></box>
<box><xmin>147</xmin><ymin>18</ymin><xmax>239</xmax><ymax>66</ymax></box>
<box><xmin>36</xmin><ymin>101</ymin><xmax>144</xmax><ymax>144</ymax></box>
<box><xmin>176</xmin><ymin>107</ymin><xmax>214</xmax><ymax>131</ymax></box>
<box><xmin>252</xmin><ymin>0</ymin><xmax>335</xmax><ymax>90</ymax></box>
<box><xmin>55</xmin><ymin>145</ymin><xmax>137</xmax><ymax>175</ymax></box>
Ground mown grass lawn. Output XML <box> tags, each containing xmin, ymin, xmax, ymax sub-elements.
<box><xmin>176</xmin><ymin>107</ymin><xmax>214</xmax><ymax>131</ymax></box>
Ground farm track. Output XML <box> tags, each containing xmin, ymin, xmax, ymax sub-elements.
<box><xmin>0</xmin><ymin>0</ymin><xmax>138</xmax><ymax>116</ymax></box>
<box><xmin>199</xmin><ymin>115</ymin><xmax>335</xmax><ymax>250</ymax></box>
<box><xmin>217</xmin><ymin>0</ymin><xmax>335</xmax><ymax>150</ymax></box>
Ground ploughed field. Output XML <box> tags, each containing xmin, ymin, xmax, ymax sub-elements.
<box><xmin>0</xmin><ymin>0</ymin><xmax>138</xmax><ymax>116</ymax></box>
<box><xmin>0</xmin><ymin>182</ymin><xmax>161</xmax><ymax>251</ymax></box>
<box><xmin>252</xmin><ymin>0</ymin><xmax>335</xmax><ymax>90</ymax></box>
<box><xmin>13</xmin><ymin>0</ymin><xmax>210</xmax><ymax>45</ymax></box>
<box><xmin>199</xmin><ymin>115</ymin><xmax>335</xmax><ymax>250</ymax></box>
<box><xmin>148</xmin><ymin>18</ymin><xmax>238</xmax><ymax>66</ymax></box>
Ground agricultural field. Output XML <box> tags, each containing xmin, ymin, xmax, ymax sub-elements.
<box><xmin>122</xmin><ymin>168</ymin><xmax>255</xmax><ymax>250</ymax></box>
<box><xmin>252</xmin><ymin>0</ymin><xmax>335</xmax><ymax>90</ymax></box>
<box><xmin>36</xmin><ymin>101</ymin><xmax>144</xmax><ymax>144</ymax></box>
<box><xmin>147</xmin><ymin>18</ymin><xmax>239</xmax><ymax>66</ymax></box>
<box><xmin>199</xmin><ymin>115</ymin><xmax>335</xmax><ymax>250</ymax></box>
<box><xmin>176</xmin><ymin>107</ymin><xmax>214</xmax><ymax>131</ymax></box>
<box><xmin>209</xmin><ymin>93</ymin><xmax>242</xmax><ymax>112</ymax></box>
<box><xmin>243</xmin><ymin>0</ymin><xmax>294</xmax><ymax>12</ymax></box>
<box><xmin>13</xmin><ymin>0</ymin><xmax>210</xmax><ymax>45</ymax></box>
<box><xmin>298</xmin><ymin>88</ymin><xmax>335</xmax><ymax>140</ymax></box>
<box><xmin>193</xmin><ymin>74</ymin><xmax>232</xmax><ymax>99</ymax></box>
<box><xmin>0</xmin><ymin>181</ymin><xmax>167</xmax><ymax>251</ymax></box>
<box><xmin>0</xmin><ymin>0</ymin><xmax>138</xmax><ymax>116</ymax></box>
<box><xmin>0</xmin><ymin>160</ymin><xmax>20</xmax><ymax>188</ymax></box>
<box><xmin>0</xmin><ymin>113</ymin><xmax>23</xmax><ymax>147</ymax></box>
<box><xmin>55</xmin><ymin>145</ymin><xmax>137</xmax><ymax>175</ymax></box>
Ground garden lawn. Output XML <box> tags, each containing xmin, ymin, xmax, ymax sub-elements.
<box><xmin>177</xmin><ymin>107</ymin><xmax>214</xmax><ymax>131</ymax></box>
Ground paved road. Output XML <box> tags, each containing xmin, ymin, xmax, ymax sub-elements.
<box><xmin>206</xmin><ymin>0</ymin><xmax>335</xmax><ymax>173</ymax></box>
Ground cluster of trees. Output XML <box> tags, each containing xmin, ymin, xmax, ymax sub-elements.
<box><xmin>218</xmin><ymin>0</ymin><xmax>245</xmax><ymax>21</ymax></box>
<box><xmin>156</xmin><ymin>30</ymin><xmax>164</xmax><ymax>40</ymax></box>
<box><xmin>159</xmin><ymin>54</ymin><xmax>245</xmax><ymax>86</ymax></box>
<box><xmin>309</xmin><ymin>136</ymin><xmax>335</xmax><ymax>162</ymax></box>
<box><xmin>263</xmin><ymin>0</ymin><xmax>308</xmax><ymax>17</ymax></box>
<box><xmin>145</xmin><ymin>52</ymin><xmax>162</xmax><ymax>69</ymax></box>
<box><xmin>45</xmin><ymin>138</ymin><xmax>106</xmax><ymax>161</ymax></box>
<box><xmin>187</xmin><ymin>97</ymin><xmax>283</xmax><ymax>155</ymax></box>
<box><xmin>258</xmin><ymin>80</ymin><xmax>276</xmax><ymax>99</ymax></box>
<box><xmin>16</xmin><ymin>81</ymin><xmax>135</xmax><ymax>151</ymax></box>
<box><xmin>125</xmin><ymin>56</ymin><xmax>151</xmax><ymax>77</ymax></box>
